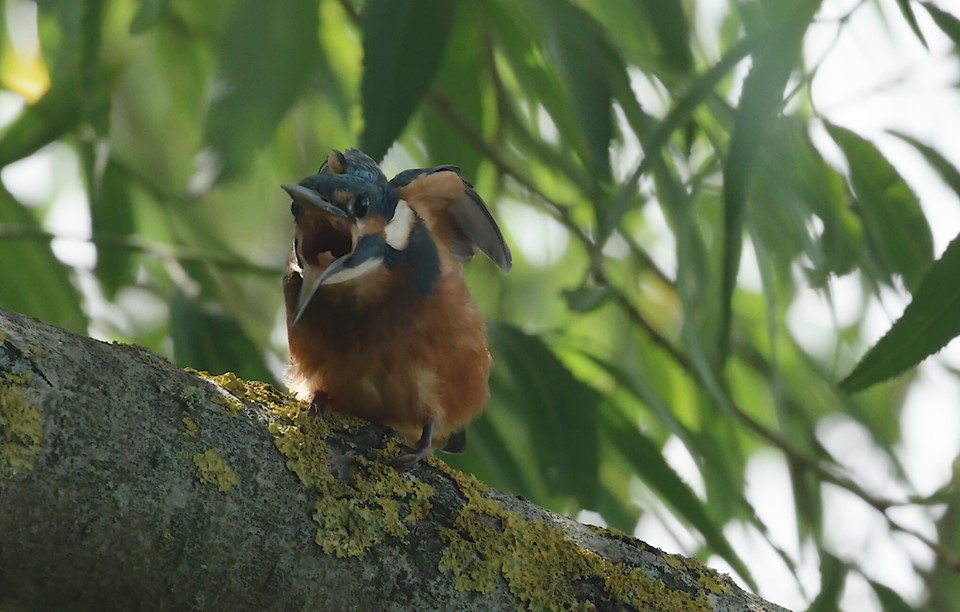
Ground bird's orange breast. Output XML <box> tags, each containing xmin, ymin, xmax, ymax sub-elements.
<box><xmin>284</xmin><ymin>267</ymin><xmax>491</xmax><ymax>448</ymax></box>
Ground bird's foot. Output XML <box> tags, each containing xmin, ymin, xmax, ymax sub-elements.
<box><xmin>391</xmin><ymin>421</ymin><xmax>435</xmax><ymax>469</ymax></box>
<box><xmin>307</xmin><ymin>391</ymin><xmax>332</xmax><ymax>417</ymax></box>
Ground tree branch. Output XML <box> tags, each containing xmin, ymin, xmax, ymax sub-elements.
<box><xmin>0</xmin><ymin>307</ymin><xmax>788</xmax><ymax>610</ymax></box>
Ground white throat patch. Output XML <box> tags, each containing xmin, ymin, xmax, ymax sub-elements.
<box><xmin>384</xmin><ymin>200</ymin><xmax>416</xmax><ymax>251</ymax></box>
<box><xmin>321</xmin><ymin>256</ymin><xmax>383</xmax><ymax>285</ymax></box>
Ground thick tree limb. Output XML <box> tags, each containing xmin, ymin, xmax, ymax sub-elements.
<box><xmin>0</xmin><ymin>307</ymin><xmax>788</xmax><ymax>611</ymax></box>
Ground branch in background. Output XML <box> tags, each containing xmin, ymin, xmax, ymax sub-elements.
<box><xmin>0</xmin><ymin>224</ymin><xmax>282</xmax><ymax>276</ymax></box>
<box><xmin>427</xmin><ymin>90</ymin><xmax>594</xmax><ymax>250</ymax></box>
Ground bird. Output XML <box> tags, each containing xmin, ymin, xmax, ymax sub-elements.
<box><xmin>281</xmin><ymin>149</ymin><xmax>511</xmax><ymax>467</ymax></box>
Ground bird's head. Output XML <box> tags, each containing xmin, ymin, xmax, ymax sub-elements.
<box><xmin>319</xmin><ymin>148</ymin><xmax>388</xmax><ymax>184</ymax></box>
<box><xmin>282</xmin><ymin>173</ymin><xmax>438</xmax><ymax>326</ymax></box>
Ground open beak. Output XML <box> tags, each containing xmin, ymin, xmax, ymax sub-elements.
<box><xmin>283</xmin><ymin>183</ymin><xmax>355</xmax><ymax>326</ymax></box>
<box><xmin>281</xmin><ymin>184</ymin><xmax>350</xmax><ymax>221</ymax></box>
<box><xmin>291</xmin><ymin>263</ymin><xmax>325</xmax><ymax>327</ymax></box>
<box><xmin>290</xmin><ymin>236</ymin><xmax>387</xmax><ymax>326</ymax></box>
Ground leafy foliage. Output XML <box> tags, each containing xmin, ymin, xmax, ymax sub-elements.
<box><xmin>2</xmin><ymin>0</ymin><xmax>960</xmax><ymax>609</ymax></box>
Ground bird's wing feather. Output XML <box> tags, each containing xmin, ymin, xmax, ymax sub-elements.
<box><xmin>391</xmin><ymin>167</ymin><xmax>512</xmax><ymax>271</ymax></box>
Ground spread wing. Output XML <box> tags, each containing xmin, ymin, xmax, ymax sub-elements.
<box><xmin>390</xmin><ymin>166</ymin><xmax>512</xmax><ymax>271</ymax></box>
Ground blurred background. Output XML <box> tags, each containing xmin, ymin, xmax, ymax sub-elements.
<box><xmin>2</xmin><ymin>0</ymin><xmax>960</xmax><ymax>609</ymax></box>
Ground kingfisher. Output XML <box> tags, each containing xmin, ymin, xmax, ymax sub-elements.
<box><xmin>282</xmin><ymin>149</ymin><xmax>511</xmax><ymax>467</ymax></box>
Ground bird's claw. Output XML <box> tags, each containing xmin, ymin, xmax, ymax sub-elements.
<box><xmin>391</xmin><ymin>421</ymin><xmax>435</xmax><ymax>469</ymax></box>
<box><xmin>391</xmin><ymin>445</ymin><xmax>432</xmax><ymax>469</ymax></box>
<box><xmin>307</xmin><ymin>391</ymin><xmax>331</xmax><ymax>417</ymax></box>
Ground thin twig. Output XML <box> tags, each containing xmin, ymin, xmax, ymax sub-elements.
<box><xmin>427</xmin><ymin>90</ymin><xmax>595</xmax><ymax>250</ymax></box>
<box><xmin>0</xmin><ymin>225</ymin><xmax>282</xmax><ymax>276</ymax></box>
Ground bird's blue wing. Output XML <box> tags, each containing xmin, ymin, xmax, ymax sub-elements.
<box><xmin>391</xmin><ymin>166</ymin><xmax>512</xmax><ymax>272</ymax></box>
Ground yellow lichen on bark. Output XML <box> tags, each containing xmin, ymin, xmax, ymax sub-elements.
<box><xmin>263</xmin><ymin>391</ymin><xmax>435</xmax><ymax>558</ymax></box>
<box><xmin>193</xmin><ymin>448</ymin><xmax>240</xmax><ymax>493</ymax></box>
<box><xmin>0</xmin><ymin>385</ymin><xmax>43</xmax><ymax>480</ymax></box>
<box><xmin>434</xmin><ymin>464</ymin><xmax>713</xmax><ymax>611</ymax></box>
<box><xmin>182</xmin><ymin>416</ymin><xmax>199</xmax><ymax>438</ymax></box>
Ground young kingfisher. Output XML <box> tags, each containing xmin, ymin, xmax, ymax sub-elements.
<box><xmin>281</xmin><ymin>149</ymin><xmax>511</xmax><ymax>467</ymax></box>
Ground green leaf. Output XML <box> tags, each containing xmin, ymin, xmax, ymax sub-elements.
<box><xmin>206</xmin><ymin>0</ymin><xmax>319</xmax><ymax>180</ymax></box>
<box><xmin>893</xmin><ymin>0</ymin><xmax>928</xmax><ymax>48</ymax></box>
<box><xmin>561</xmin><ymin>286</ymin><xmax>610</xmax><ymax>313</ymax></box>
<box><xmin>841</xmin><ymin>231</ymin><xmax>960</xmax><ymax>392</ymax></box>
<box><xmin>443</xmin><ymin>409</ymin><xmax>536</xmax><ymax>501</ymax></box>
<box><xmin>754</xmin><ymin>118</ymin><xmax>862</xmax><ymax>282</ymax></box>
<box><xmin>921</xmin><ymin>2</ymin><xmax>960</xmax><ymax>45</ymax></box>
<box><xmin>130</xmin><ymin>0</ymin><xmax>172</xmax><ymax>34</ymax></box>
<box><xmin>604</xmin><ymin>31</ymin><xmax>757</xmax><ymax>248</ymax></box>
<box><xmin>539</xmin><ymin>0</ymin><xmax>614</xmax><ymax>182</ymax></box>
<box><xmin>720</xmin><ymin>2</ymin><xmax>822</xmax><ymax>361</ymax></box>
<box><xmin>489</xmin><ymin>323</ymin><xmax>599</xmax><ymax>504</ymax></box>
<box><xmin>360</xmin><ymin>0</ymin><xmax>457</xmax><ymax>161</ymax></box>
<box><xmin>577</xmin><ymin>0</ymin><xmax>691</xmax><ymax>75</ymax></box>
<box><xmin>36</xmin><ymin>1</ymin><xmax>83</xmax><ymax>82</ymax></box>
<box><xmin>90</xmin><ymin>162</ymin><xmax>137</xmax><ymax>299</ymax></box>
<box><xmin>0</xmin><ymin>188</ymin><xmax>87</xmax><ymax>333</ymax></box>
<box><xmin>889</xmin><ymin>130</ymin><xmax>960</xmax><ymax>205</ymax></box>
<box><xmin>826</xmin><ymin>123</ymin><xmax>934</xmax><ymax>291</ymax></box>
<box><xmin>807</xmin><ymin>553</ymin><xmax>847</xmax><ymax>612</ymax></box>
<box><xmin>170</xmin><ymin>291</ymin><xmax>276</xmax><ymax>385</ymax></box>
<box><xmin>486</xmin><ymin>1</ymin><xmax>592</xmax><ymax>185</ymax></box>
<box><xmin>5</xmin><ymin>0</ymin><xmax>100</xmax><ymax>167</ymax></box>
<box><xmin>596</xmin><ymin>442</ymin><xmax>642</xmax><ymax>532</ymax></box>
<box><xmin>600</xmin><ymin>402</ymin><xmax>757</xmax><ymax>591</ymax></box>
<box><xmin>39</xmin><ymin>0</ymin><xmax>107</xmax><ymax>121</ymax></box>
<box><xmin>0</xmin><ymin>88</ymin><xmax>81</xmax><ymax>168</ymax></box>
<box><xmin>636</xmin><ymin>0</ymin><xmax>693</xmax><ymax>73</ymax></box>
<box><xmin>868</xmin><ymin>579</ymin><xmax>914</xmax><ymax>612</ymax></box>
<box><xmin>420</xmin><ymin>5</ymin><xmax>483</xmax><ymax>180</ymax></box>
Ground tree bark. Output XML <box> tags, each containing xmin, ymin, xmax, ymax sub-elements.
<box><xmin>0</xmin><ymin>307</ymin><xmax>788</xmax><ymax>611</ymax></box>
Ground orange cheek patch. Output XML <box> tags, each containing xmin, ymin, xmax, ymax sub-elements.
<box><xmin>357</xmin><ymin>216</ymin><xmax>386</xmax><ymax>237</ymax></box>
<box><xmin>315</xmin><ymin>252</ymin><xmax>336</xmax><ymax>269</ymax></box>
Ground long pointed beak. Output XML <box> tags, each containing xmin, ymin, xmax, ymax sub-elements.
<box><xmin>290</xmin><ymin>253</ymin><xmax>385</xmax><ymax>326</ymax></box>
<box><xmin>285</xmin><ymin>182</ymin><xmax>355</xmax><ymax>327</ymax></box>
<box><xmin>290</xmin><ymin>237</ymin><xmax>387</xmax><ymax>326</ymax></box>
<box><xmin>281</xmin><ymin>184</ymin><xmax>351</xmax><ymax>220</ymax></box>
<box><xmin>291</xmin><ymin>264</ymin><xmax>325</xmax><ymax>327</ymax></box>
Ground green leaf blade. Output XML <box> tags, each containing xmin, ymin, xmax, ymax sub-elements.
<box><xmin>360</xmin><ymin>0</ymin><xmax>458</xmax><ymax>161</ymax></box>
<box><xmin>600</xmin><ymin>403</ymin><xmax>757</xmax><ymax>591</ymax></box>
<box><xmin>720</xmin><ymin>3</ymin><xmax>822</xmax><ymax>360</ymax></box>
<box><xmin>868</xmin><ymin>579</ymin><xmax>915</xmax><ymax>612</ymax></box>
<box><xmin>841</xmin><ymin>231</ymin><xmax>960</xmax><ymax>391</ymax></box>
<box><xmin>889</xmin><ymin>130</ymin><xmax>960</xmax><ymax>206</ymax></box>
<box><xmin>893</xmin><ymin>0</ymin><xmax>929</xmax><ymax>48</ymax></box>
<box><xmin>636</xmin><ymin>0</ymin><xmax>693</xmax><ymax>73</ymax></box>
<box><xmin>920</xmin><ymin>2</ymin><xmax>960</xmax><ymax>46</ymax></box>
<box><xmin>420</xmin><ymin>7</ymin><xmax>484</xmax><ymax>180</ymax></box>
<box><xmin>90</xmin><ymin>162</ymin><xmax>137</xmax><ymax>299</ymax></box>
<box><xmin>489</xmin><ymin>323</ymin><xmax>600</xmax><ymax>505</ymax></box>
<box><xmin>206</xmin><ymin>0</ymin><xmax>319</xmax><ymax>180</ymax></box>
<box><xmin>539</xmin><ymin>0</ymin><xmax>614</xmax><ymax>183</ymax></box>
<box><xmin>826</xmin><ymin>123</ymin><xmax>934</xmax><ymax>291</ymax></box>
<box><xmin>0</xmin><ymin>90</ymin><xmax>80</xmax><ymax>168</ymax></box>
<box><xmin>130</xmin><ymin>0</ymin><xmax>172</xmax><ymax>34</ymax></box>
<box><xmin>171</xmin><ymin>291</ymin><xmax>276</xmax><ymax>385</ymax></box>
<box><xmin>0</xmin><ymin>188</ymin><xmax>87</xmax><ymax>333</ymax></box>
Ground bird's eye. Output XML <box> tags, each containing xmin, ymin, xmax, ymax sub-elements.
<box><xmin>354</xmin><ymin>196</ymin><xmax>370</xmax><ymax>218</ymax></box>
